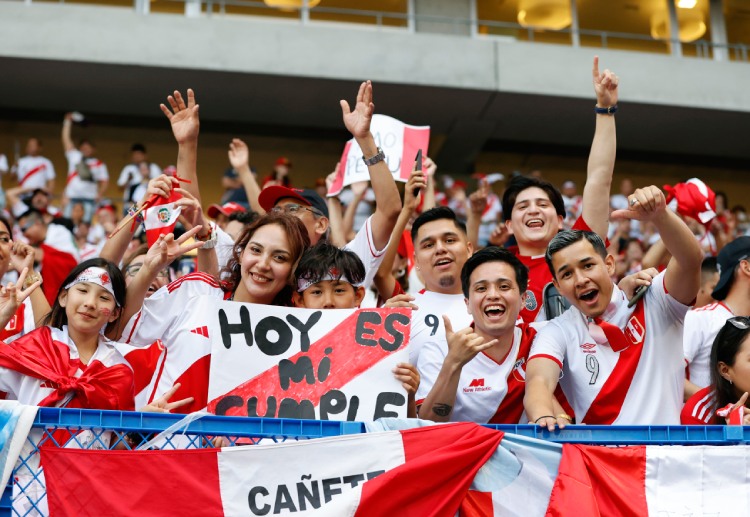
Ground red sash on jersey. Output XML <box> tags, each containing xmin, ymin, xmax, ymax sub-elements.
<box><xmin>0</xmin><ymin>326</ymin><xmax>134</xmax><ymax>411</ymax></box>
<box><xmin>19</xmin><ymin>164</ymin><xmax>45</xmax><ymax>186</ymax></box>
<box><xmin>580</xmin><ymin>299</ymin><xmax>646</xmax><ymax>425</ymax></box>
<box><xmin>488</xmin><ymin>324</ymin><xmax>537</xmax><ymax>424</ymax></box>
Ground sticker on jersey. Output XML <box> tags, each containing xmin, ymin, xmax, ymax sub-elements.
<box><xmin>625</xmin><ymin>315</ymin><xmax>645</xmax><ymax>345</ymax></box>
<box><xmin>524</xmin><ymin>290</ymin><xmax>538</xmax><ymax>311</ymax></box>
<box><xmin>463</xmin><ymin>378</ymin><xmax>491</xmax><ymax>393</ymax></box>
<box><xmin>206</xmin><ymin>299</ymin><xmax>412</xmax><ymax>422</ymax></box>
<box><xmin>512</xmin><ymin>358</ymin><xmax>527</xmax><ymax>382</ymax></box>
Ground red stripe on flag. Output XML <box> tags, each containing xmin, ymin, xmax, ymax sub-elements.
<box><xmin>123</xmin><ymin>341</ymin><xmax>164</xmax><ymax>396</ymax></box>
<box><xmin>546</xmin><ymin>444</ymin><xmax>647</xmax><ymax>517</ymax></box>
<box><xmin>459</xmin><ymin>491</ymin><xmax>494</xmax><ymax>517</ymax></box>
<box><xmin>355</xmin><ymin>423</ymin><xmax>503</xmax><ymax>516</ymax></box>
<box><xmin>207</xmin><ymin>308</ymin><xmax>410</xmax><ymax>416</ymax></box>
<box><xmin>400</xmin><ymin>126</ymin><xmax>431</xmax><ymax>181</ymax></box>
<box><xmin>42</xmin><ymin>447</ymin><xmax>224</xmax><ymax>517</ymax></box>
<box><xmin>329</xmin><ymin>141</ymin><xmax>352</xmax><ymax>197</ymax></box>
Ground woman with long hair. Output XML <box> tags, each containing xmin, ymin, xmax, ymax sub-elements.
<box><xmin>116</xmin><ymin>212</ymin><xmax>310</xmax><ymax>413</ymax></box>
<box><xmin>682</xmin><ymin>316</ymin><xmax>750</xmax><ymax>425</ymax></box>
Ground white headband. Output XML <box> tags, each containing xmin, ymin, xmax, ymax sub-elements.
<box><xmin>296</xmin><ymin>271</ymin><xmax>360</xmax><ymax>293</ymax></box>
<box><xmin>64</xmin><ymin>267</ymin><xmax>119</xmax><ymax>305</ymax></box>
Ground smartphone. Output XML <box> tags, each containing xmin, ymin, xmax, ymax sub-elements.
<box><xmin>413</xmin><ymin>149</ymin><xmax>423</xmax><ymax>198</ymax></box>
<box><xmin>627</xmin><ymin>284</ymin><xmax>649</xmax><ymax>308</ymax></box>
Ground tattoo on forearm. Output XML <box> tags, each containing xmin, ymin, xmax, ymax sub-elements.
<box><xmin>432</xmin><ymin>403</ymin><xmax>452</xmax><ymax>417</ymax></box>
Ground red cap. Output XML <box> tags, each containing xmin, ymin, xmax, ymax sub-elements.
<box><xmin>207</xmin><ymin>202</ymin><xmax>245</xmax><ymax>219</ymax></box>
<box><xmin>663</xmin><ymin>178</ymin><xmax>716</xmax><ymax>227</ymax></box>
<box><xmin>275</xmin><ymin>157</ymin><xmax>292</xmax><ymax>167</ymax></box>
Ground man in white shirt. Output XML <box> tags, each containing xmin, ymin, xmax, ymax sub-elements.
<box><xmin>14</xmin><ymin>138</ymin><xmax>56</xmax><ymax>192</ymax></box>
<box><xmin>524</xmin><ymin>185</ymin><xmax>703</xmax><ymax>427</ymax></box>
<box><xmin>117</xmin><ymin>143</ymin><xmax>162</xmax><ymax>207</ymax></box>
<box><xmin>683</xmin><ymin>237</ymin><xmax>750</xmax><ymax>396</ymax></box>
<box><xmin>61</xmin><ymin>113</ymin><xmax>109</xmax><ymax>223</ymax></box>
<box><xmin>416</xmin><ymin>247</ymin><xmax>543</xmax><ymax>424</ymax></box>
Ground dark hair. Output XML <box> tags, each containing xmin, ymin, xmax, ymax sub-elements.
<box><xmin>501</xmin><ymin>175</ymin><xmax>565</xmax><ymax>222</ymax></box>
<box><xmin>701</xmin><ymin>256</ymin><xmax>718</xmax><ymax>281</ymax></box>
<box><xmin>18</xmin><ymin>208</ymin><xmax>43</xmax><ymax>222</ymax></box>
<box><xmin>0</xmin><ymin>216</ymin><xmax>11</xmax><ymax>235</ymax></box>
<box><xmin>295</xmin><ymin>242</ymin><xmax>365</xmax><ymax>291</ymax></box>
<box><xmin>131</xmin><ymin>143</ymin><xmax>147</xmax><ymax>153</ymax></box>
<box><xmin>42</xmin><ymin>258</ymin><xmax>126</xmax><ymax>331</ymax></box>
<box><xmin>411</xmin><ymin>206</ymin><xmax>467</xmax><ymax>244</ymax></box>
<box><xmin>711</xmin><ymin>317</ymin><xmax>750</xmax><ymax>417</ymax></box>
<box><xmin>122</xmin><ymin>244</ymin><xmax>150</xmax><ymax>270</ymax></box>
<box><xmin>79</xmin><ymin>138</ymin><xmax>94</xmax><ymax>148</ymax></box>
<box><xmin>461</xmin><ymin>246</ymin><xmax>529</xmax><ymax>298</ymax></box>
<box><xmin>545</xmin><ymin>230</ymin><xmax>607</xmax><ymax>278</ymax></box>
<box><xmin>222</xmin><ymin>212</ymin><xmax>310</xmax><ymax>305</ymax></box>
<box><xmin>228</xmin><ymin>210</ymin><xmax>259</xmax><ymax>225</ymax></box>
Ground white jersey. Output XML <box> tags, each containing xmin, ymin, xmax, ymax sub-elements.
<box><xmin>416</xmin><ymin>324</ymin><xmax>538</xmax><ymax>424</ymax></box>
<box><xmin>0</xmin><ymin>326</ymin><xmax>130</xmax><ymax>405</ymax></box>
<box><xmin>529</xmin><ymin>272</ymin><xmax>688</xmax><ymax>425</ymax></box>
<box><xmin>119</xmin><ymin>272</ymin><xmax>227</xmax><ymax>413</ymax></box>
<box><xmin>343</xmin><ymin>215</ymin><xmax>386</xmax><ymax>289</ymax></box>
<box><xmin>683</xmin><ymin>302</ymin><xmax>733</xmax><ymax>388</ymax></box>
<box><xmin>408</xmin><ymin>290</ymin><xmax>472</xmax><ymax>365</ymax></box>
<box><xmin>15</xmin><ymin>155</ymin><xmax>55</xmax><ymax>189</ymax></box>
<box><xmin>118</xmin><ymin>163</ymin><xmax>162</xmax><ymax>203</ymax></box>
<box><xmin>64</xmin><ymin>149</ymin><xmax>108</xmax><ymax>200</ymax></box>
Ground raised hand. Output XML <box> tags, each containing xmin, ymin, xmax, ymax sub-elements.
<box><xmin>488</xmin><ymin>222</ymin><xmax>511</xmax><ymax>247</ymax></box>
<box><xmin>144</xmin><ymin>226</ymin><xmax>205</xmax><ymax>273</ymax></box>
<box><xmin>140</xmin><ymin>383</ymin><xmax>194</xmax><ymax>414</ymax></box>
<box><xmin>340</xmin><ymin>80</ymin><xmax>374</xmax><ymax>140</ymax></box>
<box><xmin>610</xmin><ymin>186</ymin><xmax>666</xmax><ymax>222</ymax></box>
<box><xmin>174</xmin><ymin>188</ymin><xmax>206</xmax><ymax>231</ymax></box>
<box><xmin>9</xmin><ymin>242</ymin><xmax>35</xmax><ymax>275</ymax></box>
<box><xmin>404</xmin><ymin>168</ymin><xmax>426</xmax><ymax>212</ymax></box>
<box><xmin>469</xmin><ymin>179</ymin><xmax>489</xmax><ymax>216</ymax></box>
<box><xmin>443</xmin><ymin>315</ymin><xmax>497</xmax><ymax>367</ymax></box>
<box><xmin>0</xmin><ymin>268</ymin><xmax>41</xmax><ymax>328</ymax></box>
<box><xmin>325</xmin><ymin>163</ymin><xmax>340</xmax><ymax>197</ymax></box>
<box><xmin>593</xmin><ymin>56</ymin><xmax>619</xmax><ymax>108</ymax></box>
<box><xmin>423</xmin><ymin>156</ymin><xmax>437</xmax><ymax>177</ymax></box>
<box><xmin>143</xmin><ymin>174</ymin><xmax>177</xmax><ymax>202</ymax></box>
<box><xmin>228</xmin><ymin>138</ymin><xmax>250</xmax><ymax>170</ymax></box>
<box><xmin>383</xmin><ymin>293</ymin><xmax>418</xmax><ymax>310</ymax></box>
<box><xmin>160</xmin><ymin>89</ymin><xmax>200</xmax><ymax>145</ymax></box>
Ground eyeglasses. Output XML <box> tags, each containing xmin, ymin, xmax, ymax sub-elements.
<box><xmin>726</xmin><ymin>316</ymin><xmax>750</xmax><ymax>330</ymax></box>
<box><xmin>124</xmin><ymin>264</ymin><xmax>171</xmax><ymax>279</ymax></box>
<box><xmin>272</xmin><ymin>203</ymin><xmax>322</xmax><ymax>217</ymax></box>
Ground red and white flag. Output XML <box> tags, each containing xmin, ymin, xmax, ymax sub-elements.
<box><xmin>142</xmin><ymin>190</ymin><xmax>182</xmax><ymax>246</ymax></box>
<box><xmin>328</xmin><ymin>114</ymin><xmax>430</xmax><ymax>197</ymax></box>
<box><xmin>41</xmin><ymin>422</ymin><xmax>502</xmax><ymax>516</ymax></box>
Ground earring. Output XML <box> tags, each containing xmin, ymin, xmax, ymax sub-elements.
<box><xmin>730</xmin><ymin>379</ymin><xmax>734</xmax><ymax>385</ymax></box>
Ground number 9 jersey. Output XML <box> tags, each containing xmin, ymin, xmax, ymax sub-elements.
<box><xmin>408</xmin><ymin>289</ymin><xmax>474</xmax><ymax>365</ymax></box>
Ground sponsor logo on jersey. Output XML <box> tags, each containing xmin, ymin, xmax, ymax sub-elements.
<box><xmin>190</xmin><ymin>326</ymin><xmax>210</xmax><ymax>338</ymax></box>
<box><xmin>524</xmin><ymin>290</ymin><xmax>538</xmax><ymax>311</ymax></box>
<box><xmin>579</xmin><ymin>342</ymin><xmax>597</xmax><ymax>354</ymax></box>
<box><xmin>463</xmin><ymin>378</ymin><xmax>491</xmax><ymax>393</ymax></box>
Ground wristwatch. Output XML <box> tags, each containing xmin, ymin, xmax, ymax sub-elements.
<box><xmin>362</xmin><ymin>147</ymin><xmax>386</xmax><ymax>166</ymax></box>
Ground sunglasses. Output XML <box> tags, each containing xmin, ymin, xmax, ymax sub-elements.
<box><xmin>272</xmin><ymin>203</ymin><xmax>322</xmax><ymax>217</ymax></box>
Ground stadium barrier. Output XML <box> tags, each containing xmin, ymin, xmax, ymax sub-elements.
<box><xmin>3</xmin><ymin>407</ymin><xmax>749</xmax><ymax>517</ymax></box>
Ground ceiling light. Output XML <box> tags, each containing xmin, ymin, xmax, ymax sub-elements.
<box><xmin>517</xmin><ymin>0</ymin><xmax>572</xmax><ymax>30</ymax></box>
<box><xmin>677</xmin><ymin>0</ymin><xmax>698</xmax><ymax>8</ymax></box>
<box><xmin>651</xmin><ymin>8</ymin><xmax>706</xmax><ymax>42</ymax></box>
<box><xmin>264</xmin><ymin>0</ymin><xmax>321</xmax><ymax>12</ymax></box>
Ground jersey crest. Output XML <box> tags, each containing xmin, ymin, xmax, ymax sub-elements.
<box><xmin>524</xmin><ymin>290</ymin><xmax>538</xmax><ymax>311</ymax></box>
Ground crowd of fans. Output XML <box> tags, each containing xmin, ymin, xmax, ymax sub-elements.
<box><xmin>0</xmin><ymin>55</ymin><xmax>749</xmax><ymax>452</ymax></box>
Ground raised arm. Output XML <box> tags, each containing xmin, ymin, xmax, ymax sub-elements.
<box><xmin>466</xmin><ymin>180</ymin><xmax>489</xmax><ymax>250</ymax></box>
<box><xmin>581</xmin><ymin>56</ymin><xmax>618</xmax><ymax>240</ymax></box>
<box><xmin>325</xmin><ymin>167</ymin><xmax>347</xmax><ymax>248</ymax></box>
<box><xmin>9</xmin><ymin>243</ymin><xmax>50</xmax><ymax>327</ymax></box>
<box><xmin>372</xmin><ymin>168</ymin><xmax>425</xmax><ymax>301</ymax></box>
<box><xmin>340</xmin><ymin>81</ymin><xmax>401</xmax><ymax>250</ymax></box>
<box><xmin>419</xmin><ymin>316</ymin><xmax>496</xmax><ymax>422</ymax></box>
<box><xmin>61</xmin><ymin>113</ymin><xmax>75</xmax><ymax>152</ymax></box>
<box><xmin>611</xmin><ymin>186</ymin><xmax>703</xmax><ymax>305</ymax></box>
<box><xmin>160</xmin><ymin>89</ymin><xmax>201</xmax><ymax>203</ymax></box>
<box><xmin>228</xmin><ymin>138</ymin><xmax>264</xmax><ymax>215</ymax></box>
<box><xmin>421</xmin><ymin>157</ymin><xmax>437</xmax><ymax>211</ymax></box>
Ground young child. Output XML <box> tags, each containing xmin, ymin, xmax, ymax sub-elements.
<box><xmin>293</xmin><ymin>243</ymin><xmax>420</xmax><ymax>417</ymax></box>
